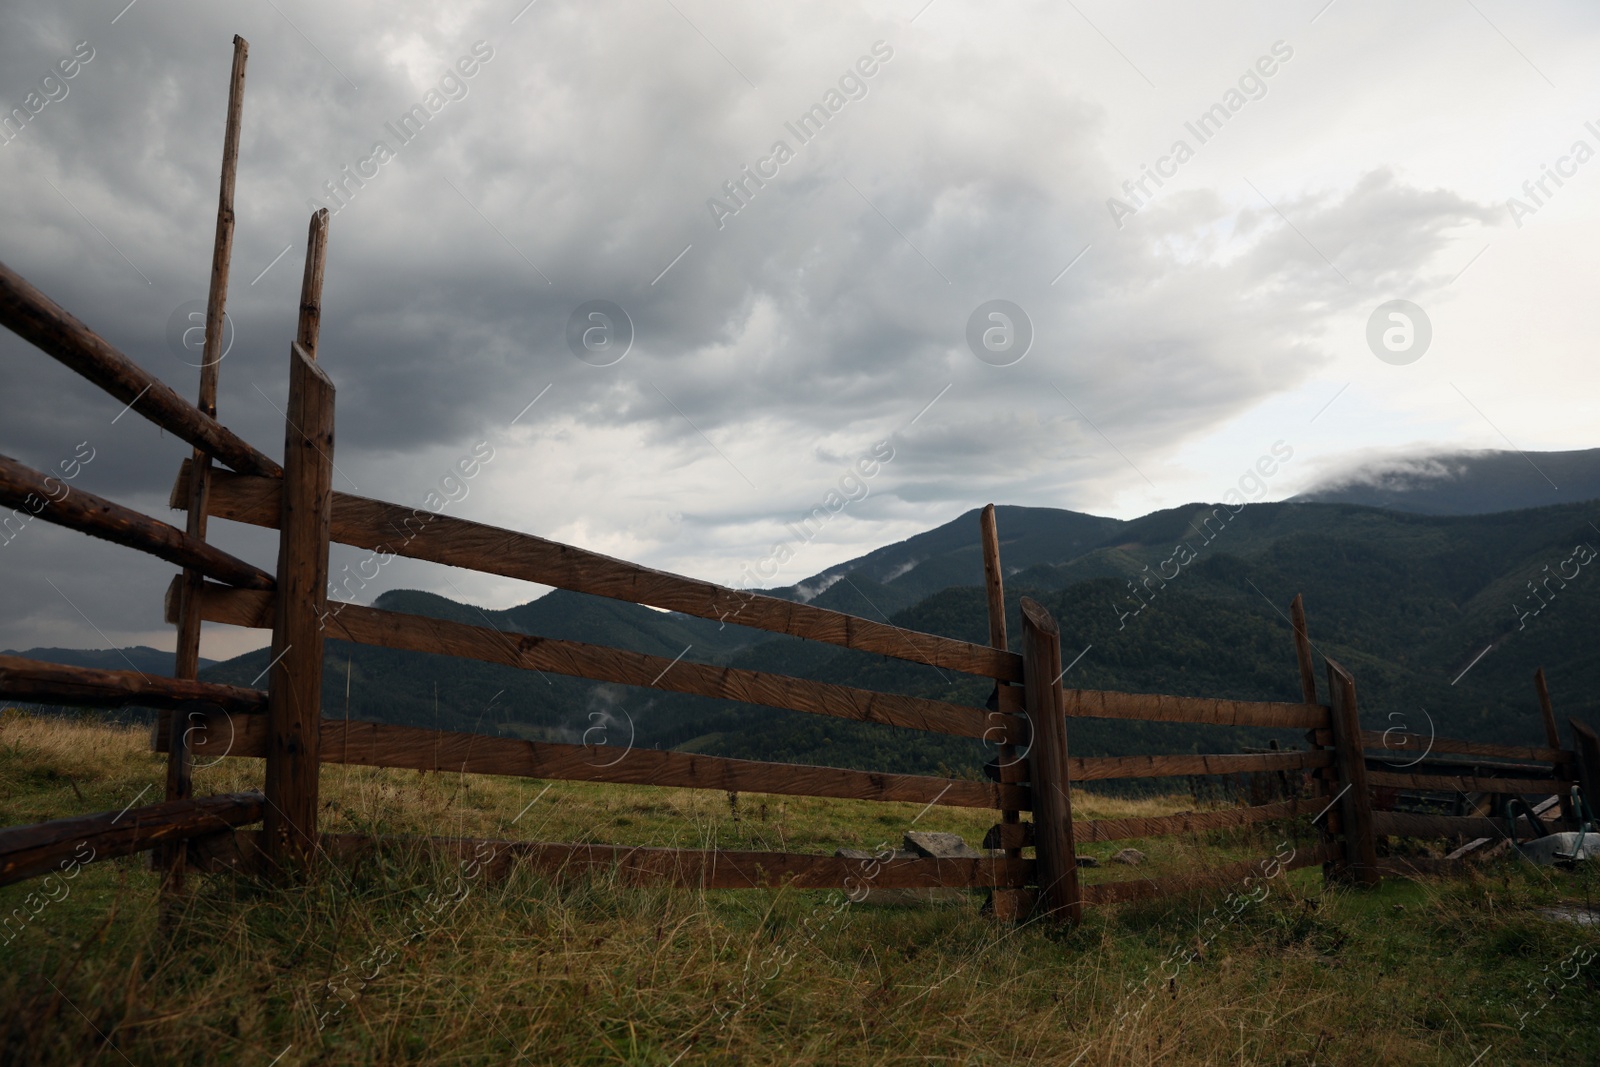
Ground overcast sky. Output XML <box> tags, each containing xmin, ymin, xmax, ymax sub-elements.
<box><xmin>2</xmin><ymin>0</ymin><xmax>1598</xmax><ymax>659</ymax></box>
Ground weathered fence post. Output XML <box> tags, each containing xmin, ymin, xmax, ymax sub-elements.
<box><xmin>164</xmin><ymin>34</ymin><xmax>248</xmax><ymax>883</ymax></box>
<box><xmin>1568</xmin><ymin>717</ymin><xmax>1600</xmax><ymax>815</ymax></box>
<box><xmin>1290</xmin><ymin>594</ymin><xmax>1340</xmax><ymax>875</ymax></box>
<box><xmin>1020</xmin><ymin>597</ymin><xmax>1081</xmax><ymax>922</ymax></box>
<box><xmin>979</xmin><ymin>504</ymin><xmax>1027</xmax><ymax>919</ymax></box>
<box><xmin>1325</xmin><ymin>659</ymin><xmax>1379</xmax><ymax>886</ymax></box>
<box><xmin>1534</xmin><ymin>668</ymin><xmax>1577</xmax><ymax>823</ymax></box>
<box><xmin>262</xmin><ymin>340</ymin><xmax>334</xmax><ymax>875</ymax></box>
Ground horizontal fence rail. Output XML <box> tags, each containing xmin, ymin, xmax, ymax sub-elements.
<box><xmin>1</xmin><ymin>453</ymin><xmax>273</xmax><ymax>590</ymax></box>
<box><xmin>1367</xmin><ymin>770</ymin><xmax>1568</xmax><ymax>795</ymax></box>
<box><xmin>1078</xmin><ymin>844</ymin><xmax>1334</xmax><ymax>907</ymax></box>
<box><xmin>190</xmin><ymin>830</ymin><xmax>1035</xmax><ymax>890</ymax></box>
<box><xmin>1070</xmin><ymin>750</ymin><xmax>1330</xmax><ymax>782</ymax></box>
<box><xmin>1312</xmin><ymin>729</ymin><xmax>1575</xmax><ymax>765</ymax></box>
<box><xmin>175</xmin><ymin>463</ymin><xmax>1023</xmax><ymax>682</ymax></box>
<box><xmin>0</xmin><ymin>792</ymin><xmax>263</xmax><ymax>887</ymax></box>
<box><xmin>0</xmin><ymin>654</ymin><xmax>268</xmax><ymax>715</ymax></box>
<box><xmin>0</xmin><ymin>261</ymin><xmax>281</xmax><ymax>478</ymax></box>
<box><xmin>1039</xmin><ymin>686</ymin><xmax>1329</xmax><ymax>730</ymax></box>
<box><xmin>985</xmin><ymin>797</ymin><xmax>1321</xmax><ymax>850</ymax></box>
<box><xmin>173</xmin><ymin>584</ymin><xmax>1021</xmax><ymax>743</ymax></box>
<box><xmin>152</xmin><ymin>709</ymin><xmax>1028</xmax><ymax>811</ymax></box>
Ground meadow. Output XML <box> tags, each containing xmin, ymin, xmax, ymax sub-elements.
<box><xmin>4</xmin><ymin>712</ymin><xmax>1600</xmax><ymax>1066</ymax></box>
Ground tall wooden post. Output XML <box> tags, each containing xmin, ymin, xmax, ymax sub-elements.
<box><xmin>1020</xmin><ymin>597</ymin><xmax>1081</xmax><ymax>922</ymax></box>
<box><xmin>979</xmin><ymin>505</ymin><xmax>1025</xmax><ymax>918</ymax></box>
<box><xmin>262</xmin><ymin>341</ymin><xmax>334</xmax><ymax>875</ymax></box>
<box><xmin>297</xmin><ymin>210</ymin><xmax>330</xmax><ymax>356</ymax></box>
<box><xmin>1290</xmin><ymin>594</ymin><xmax>1339</xmax><ymax>870</ymax></box>
<box><xmin>1534</xmin><ymin>668</ymin><xmax>1576</xmax><ymax>823</ymax></box>
<box><xmin>165</xmin><ymin>35</ymin><xmax>248</xmax><ymax>882</ymax></box>
<box><xmin>1289</xmin><ymin>593</ymin><xmax>1317</xmax><ymax>705</ymax></box>
<box><xmin>1325</xmin><ymin>659</ymin><xmax>1379</xmax><ymax>886</ymax></box>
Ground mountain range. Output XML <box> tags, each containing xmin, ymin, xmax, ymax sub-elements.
<box><xmin>8</xmin><ymin>448</ymin><xmax>1598</xmax><ymax>782</ymax></box>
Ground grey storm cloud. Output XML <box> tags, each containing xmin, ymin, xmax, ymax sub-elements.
<box><xmin>0</xmin><ymin>0</ymin><xmax>1523</xmax><ymax>652</ymax></box>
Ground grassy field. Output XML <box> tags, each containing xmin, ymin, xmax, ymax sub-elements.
<box><xmin>4</xmin><ymin>713</ymin><xmax>1600</xmax><ymax>1065</ymax></box>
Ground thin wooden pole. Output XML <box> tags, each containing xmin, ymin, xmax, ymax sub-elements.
<box><xmin>262</xmin><ymin>342</ymin><xmax>335</xmax><ymax>876</ymax></box>
<box><xmin>297</xmin><ymin>209</ymin><xmax>330</xmax><ymax>357</ymax></box>
<box><xmin>1289</xmin><ymin>593</ymin><xmax>1317</xmax><ymax>705</ymax></box>
<box><xmin>1325</xmin><ymin>659</ymin><xmax>1379</xmax><ymax>886</ymax></box>
<box><xmin>979</xmin><ymin>505</ymin><xmax>1025</xmax><ymax>919</ymax></box>
<box><xmin>166</xmin><ymin>35</ymin><xmax>249</xmax><ymax>881</ymax></box>
<box><xmin>1535</xmin><ymin>668</ymin><xmax>1576</xmax><ymax>822</ymax></box>
<box><xmin>1020</xmin><ymin>597</ymin><xmax>1081</xmax><ymax>922</ymax></box>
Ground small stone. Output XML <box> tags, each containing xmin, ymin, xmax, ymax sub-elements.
<box><xmin>1076</xmin><ymin>855</ymin><xmax>1100</xmax><ymax>868</ymax></box>
<box><xmin>1111</xmin><ymin>848</ymin><xmax>1145</xmax><ymax>866</ymax></box>
<box><xmin>903</xmin><ymin>831</ymin><xmax>982</xmax><ymax>859</ymax></box>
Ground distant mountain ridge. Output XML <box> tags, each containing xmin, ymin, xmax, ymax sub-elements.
<box><xmin>1293</xmin><ymin>447</ymin><xmax>1600</xmax><ymax>515</ymax></box>
<box><xmin>3</xmin><ymin>646</ymin><xmax>216</xmax><ymax>677</ymax></box>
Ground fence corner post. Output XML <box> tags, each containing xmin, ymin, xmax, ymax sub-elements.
<box><xmin>262</xmin><ymin>341</ymin><xmax>334</xmax><ymax>876</ymax></box>
<box><xmin>1325</xmin><ymin>658</ymin><xmax>1379</xmax><ymax>886</ymax></box>
<box><xmin>1020</xmin><ymin>596</ymin><xmax>1081</xmax><ymax>923</ymax></box>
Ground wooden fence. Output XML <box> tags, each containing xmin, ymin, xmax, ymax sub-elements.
<box><xmin>1</xmin><ymin>36</ymin><xmax>1595</xmax><ymax>919</ymax></box>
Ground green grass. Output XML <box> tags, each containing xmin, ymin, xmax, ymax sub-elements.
<box><xmin>5</xmin><ymin>714</ymin><xmax>1600</xmax><ymax>1065</ymax></box>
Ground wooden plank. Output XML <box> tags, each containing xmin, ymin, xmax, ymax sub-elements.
<box><xmin>262</xmin><ymin>343</ymin><xmax>334</xmax><ymax>874</ymax></box>
<box><xmin>167</xmin><ymin>35</ymin><xmax>251</xmax><ymax>881</ymax></box>
<box><xmin>1372</xmin><ymin>811</ymin><xmax>1571</xmax><ymax>839</ymax></box>
<box><xmin>979</xmin><ymin>504</ymin><xmax>1025</xmax><ymax>918</ymax></box>
<box><xmin>1289</xmin><ymin>593</ymin><xmax>1317</xmax><ymax>704</ymax></box>
<box><xmin>1021</xmin><ymin>597</ymin><xmax>1080</xmax><ymax>922</ymax></box>
<box><xmin>1348</xmin><ymin>729</ymin><xmax>1572</xmax><ymax>765</ymax></box>
<box><xmin>0</xmin><ymin>792</ymin><xmax>263</xmax><ymax>888</ymax></box>
<box><xmin>1366</xmin><ymin>770</ymin><xmax>1568</xmax><ymax>795</ymax></box>
<box><xmin>0</xmin><ymin>653</ymin><xmax>266</xmax><ymax>715</ymax></box>
<box><xmin>1070</xmin><ymin>750</ymin><xmax>1329</xmax><ymax>781</ymax></box>
<box><xmin>186</xmin><ymin>585</ymin><xmax>1020</xmax><ymax>744</ymax></box>
<box><xmin>985</xmin><ymin>798</ymin><xmax>1316</xmax><ymax>850</ymax></box>
<box><xmin>1079</xmin><ymin>844</ymin><xmax>1333</xmax><ymax>907</ymax></box>
<box><xmin>0</xmin><ymin>452</ymin><xmax>272</xmax><ymax>589</ymax></box>
<box><xmin>181</xmin><ymin>464</ymin><xmax>1024</xmax><ymax>682</ymax></box>
<box><xmin>0</xmin><ymin>260</ymin><xmax>280</xmax><ymax>478</ymax></box>
<box><xmin>153</xmin><ymin>709</ymin><xmax>1028</xmax><ymax>811</ymax></box>
<box><xmin>191</xmin><ymin>829</ymin><xmax>1032</xmax><ymax>890</ymax></box>
<box><xmin>1060</xmin><ymin>687</ymin><xmax>1328</xmax><ymax>730</ymax></box>
<box><xmin>1326</xmin><ymin>659</ymin><xmax>1379</xmax><ymax>886</ymax></box>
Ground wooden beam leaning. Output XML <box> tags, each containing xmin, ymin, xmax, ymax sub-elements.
<box><xmin>1325</xmin><ymin>659</ymin><xmax>1379</xmax><ymax>886</ymax></box>
<box><xmin>0</xmin><ymin>653</ymin><xmax>266</xmax><ymax>714</ymax></box>
<box><xmin>1020</xmin><ymin>597</ymin><xmax>1081</xmax><ymax>922</ymax></box>
<box><xmin>261</xmin><ymin>343</ymin><xmax>334</xmax><ymax>875</ymax></box>
<box><xmin>181</xmin><ymin>586</ymin><xmax>1021</xmax><ymax>744</ymax></box>
<box><xmin>0</xmin><ymin>792</ymin><xmax>264</xmax><ymax>888</ymax></box>
<box><xmin>1058</xmin><ymin>686</ymin><xmax>1327</xmax><ymax>730</ymax></box>
<box><xmin>178</xmin><ymin>465</ymin><xmax>1024</xmax><ymax>683</ymax></box>
<box><xmin>153</xmin><ymin>710</ymin><xmax>1027</xmax><ymax>812</ymax></box>
<box><xmin>0</xmin><ymin>453</ymin><xmax>272</xmax><ymax>589</ymax></box>
<box><xmin>0</xmin><ymin>261</ymin><xmax>280</xmax><ymax>478</ymax></box>
<box><xmin>168</xmin><ymin>35</ymin><xmax>251</xmax><ymax>874</ymax></box>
